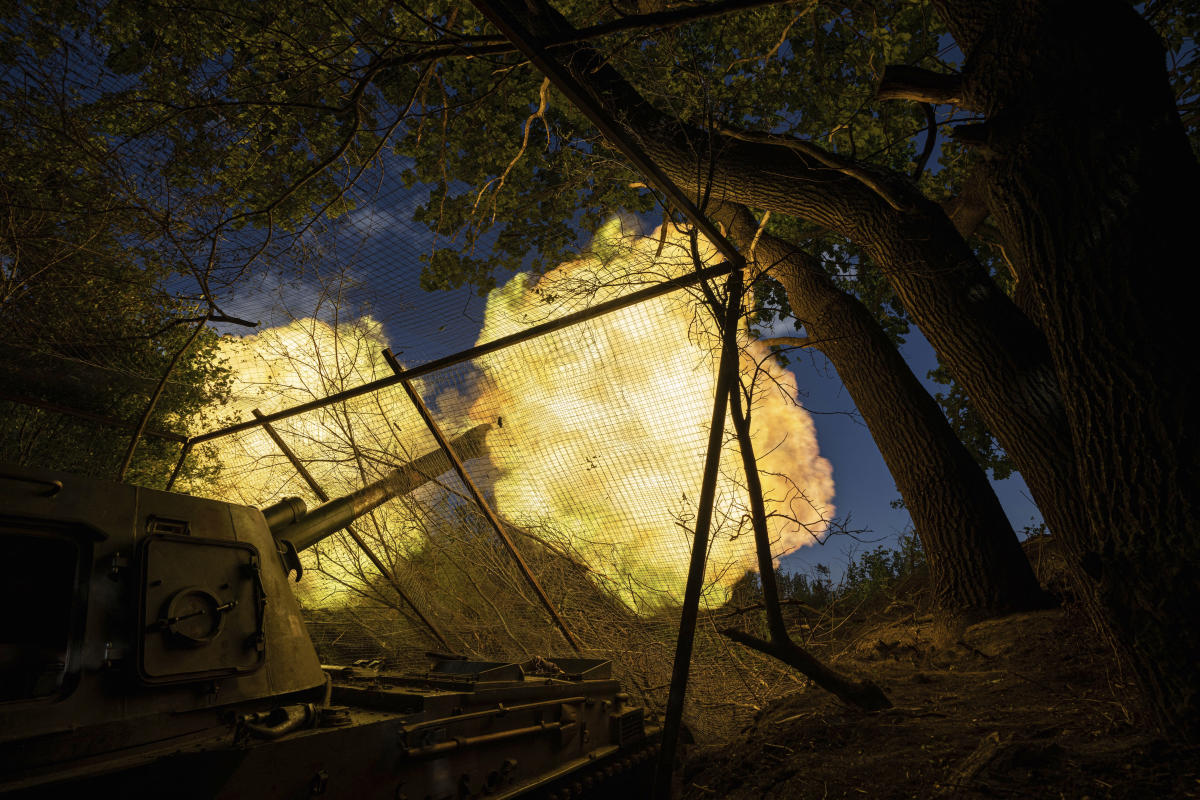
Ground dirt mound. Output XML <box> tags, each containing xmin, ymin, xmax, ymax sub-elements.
<box><xmin>679</xmin><ymin>552</ymin><xmax>1200</xmax><ymax>799</ymax></box>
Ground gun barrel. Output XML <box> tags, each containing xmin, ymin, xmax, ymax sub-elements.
<box><xmin>269</xmin><ymin>422</ymin><xmax>491</xmax><ymax>552</ymax></box>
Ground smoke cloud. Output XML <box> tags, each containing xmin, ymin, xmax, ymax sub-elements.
<box><xmin>467</xmin><ymin>220</ymin><xmax>834</xmax><ymax>610</ymax></box>
<box><xmin>200</xmin><ymin>222</ymin><xmax>834</xmax><ymax>613</ymax></box>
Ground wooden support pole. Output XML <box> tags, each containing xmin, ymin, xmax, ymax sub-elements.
<box><xmin>165</xmin><ymin>439</ymin><xmax>193</xmax><ymax>491</ymax></box>
<box><xmin>382</xmin><ymin>348</ymin><xmax>583</xmax><ymax>655</ymax></box>
<box><xmin>251</xmin><ymin>408</ymin><xmax>453</xmax><ymax>651</ymax></box>
<box><xmin>651</xmin><ymin>267</ymin><xmax>743</xmax><ymax>799</ymax></box>
<box><xmin>189</xmin><ymin>264</ymin><xmax>730</xmax><ymax>446</ymax></box>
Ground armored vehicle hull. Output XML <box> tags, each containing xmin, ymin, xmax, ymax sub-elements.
<box><xmin>0</xmin><ymin>466</ymin><xmax>658</xmax><ymax>799</ymax></box>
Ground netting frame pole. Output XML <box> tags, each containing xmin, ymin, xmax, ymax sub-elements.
<box><xmin>382</xmin><ymin>348</ymin><xmax>583</xmax><ymax>655</ymax></box>
<box><xmin>250</xmin><ymin>408</ymin><xmax>453</xmax><ymax>652</ymax></box>
<box><xmin>164</xmin><ymin>439</ymin><xmax>193</xmax><ymax>491</ymax></box>
<box><xmin>652</xmin><ymin>267</ymin><xmax>743</xmax><ymax>798</ymax></box>
<box><xmin>186</xmin><ymin>264</ymin><xmax>730</xmax><ymax>447</ymax></box>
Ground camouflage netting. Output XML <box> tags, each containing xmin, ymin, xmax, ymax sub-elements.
<box><xmin>1</xmin><ymin>7</ymin><xmax>838</xmax><ymax>739</ymax></box>
<box><xmin>173</xmin><ymin>223</ymin><xmax>835</xmax><ymax>737</ymax></box>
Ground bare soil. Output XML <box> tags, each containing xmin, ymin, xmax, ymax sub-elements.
<box><xmin>678</xmin><ymin>541</ymin><xmax>1200</xmax><ymax>799</ymax></box>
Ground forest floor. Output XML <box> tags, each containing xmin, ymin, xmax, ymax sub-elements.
<box><xmin>676</xmin><ymin>538</ymin><xmax>1200</xmax><ymax>799</ymax></box>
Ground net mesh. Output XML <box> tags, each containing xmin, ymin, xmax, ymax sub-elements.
<box><xmin>0</xmin><ymin>7</ymin><xmax>837</xmax><ymax>739</ymax></box>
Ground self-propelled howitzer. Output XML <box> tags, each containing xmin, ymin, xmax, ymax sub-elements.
<box><xmin>0</xmin><ymin>435</ymin><xmax>658</xmax><ymax>799</ymax></box>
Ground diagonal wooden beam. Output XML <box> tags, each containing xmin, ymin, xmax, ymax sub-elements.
<box><xmin>382</xmin><ymin>348</ymin><xmax>583</xmax><ymax>655</ymax></box>
<box><xmin>251</xmin><ymin>408</ymin><xmax>453</xmax><ymax>651</ymax></box>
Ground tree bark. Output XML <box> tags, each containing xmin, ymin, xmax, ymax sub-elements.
<box><xmin>713</xmin><ymin>203</ymin><xmax>1047</xmax><ymax>619</ymax></box>
<box><xmin>931</xmin><ymin>0</ymin><xmax>1200</xmax><ymax>742</ymax></box>
<box><xmin>875</xmin><ymin>65</ymin><xmax>966</xmax><ymax>107</ymax></box>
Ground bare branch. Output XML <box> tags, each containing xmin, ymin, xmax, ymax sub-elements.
<box><xmin>720</xmin><ymin>627</ymin><xmax>891</xmax><ymax>711</ymax></box>
<box><xmin>116</xmin><ymin>313</ymin><xmax>210</xmax><ymax>481</ymax></box>
<box><xmin>760</xmin><ymin>336</ymin><xmax>815</xmax><ymax>349</ymax></box>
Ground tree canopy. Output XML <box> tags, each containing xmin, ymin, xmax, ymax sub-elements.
<box><xmin>0</xmin><ymin>40</ymin><xmax>233</xmax><ymax>485</ymax></box>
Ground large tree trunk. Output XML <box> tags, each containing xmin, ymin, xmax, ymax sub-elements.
<box><xmin>929</xmin><ymin>0</ymin><xmax>1200</xmax><ymax>741</ymax></box>
<box><xmin>713</xmin><ymin>203</ymin><xmax>1046</xmax><ymax>620</ymax></box>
